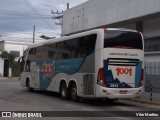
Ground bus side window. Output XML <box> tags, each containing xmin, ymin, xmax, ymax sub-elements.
<box><xmin>25</xmin><ymin>60</ymin><xmax>31</xmax><ymax>72</ymax></box>
<box><xmin>21</xmin><ymin>56</ymin><xmax>25</xmax><ymax>72</ymax></box>
<box><xmin>18</xmin><ymin>56</ymin><xmax>25</xmax><ymax>72</ymax></box>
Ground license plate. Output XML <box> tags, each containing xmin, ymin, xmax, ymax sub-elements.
<box><xmin>119</xmin><ymin>90</ymin><xmax>127</xmax><ymax>94</ymax></box>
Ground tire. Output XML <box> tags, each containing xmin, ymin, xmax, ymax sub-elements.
<box><xmin>70</xmin><ymin>83</ymin><xmax>79</xmax><ymax>102</ymax></box>
<box><xmin>60</xmin><ymin>82</ymin><xmax>69</xmax><ymax>99</ymax></box>
<box><xmin>26</xmin><ymin>79</ymin><xmax>34</xmax><ymax>92</ymax></box>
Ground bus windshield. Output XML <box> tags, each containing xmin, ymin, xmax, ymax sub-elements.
<box><xmin>104</xmin><ymin>30</ymin><xmax>143</xmax><ymax>50</ymax></box>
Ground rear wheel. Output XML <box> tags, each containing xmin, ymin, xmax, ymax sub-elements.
<box><xmin>70</xmin><ymin>83</ymin><xmax>79</xmax><ymax>102</ymax></box>
<box><xmin>26</xmin><ymin>79</ymin><xmax>34</xmax><ymax>92</ymax></box>
<box><xmin>60</xmin><ymin>82</ymin><xmax>69</xmax><ymax>99</ymax></box>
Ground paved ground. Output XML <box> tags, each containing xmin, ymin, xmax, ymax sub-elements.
<box><xmin>0</xmin><ymin>78</ymin><xmax>160</xmax><ymax>120</ymax></box>
<box><xmin>136</xmin><ymin>90</ymin><xmax>160</xmax><ymax>102</ymax></box>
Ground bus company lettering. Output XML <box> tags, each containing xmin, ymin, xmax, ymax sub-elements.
<box><xmin>42</xmin><ymin>64</ymin><xmax>54</xmax><ymax>79</ymax></box>
<box><xmin>116</xmin><ymin>67</ymin><xmax>132</xmax><ymax>76</ymax></box>
<box><xmin>109</xmin><ymin>53</ymin><xmax>129</xmax><ymax>56</ymax></box>
<box><xmin>109</xmin><ymin>53</ymin><xmax>138</xmax><ymax>56</ymax></box>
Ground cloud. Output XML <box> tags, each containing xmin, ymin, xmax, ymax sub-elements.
<box><xmin>0</xmin><ymin>0</ymin><xmax>88</xmax><ymax>40</ymax></box>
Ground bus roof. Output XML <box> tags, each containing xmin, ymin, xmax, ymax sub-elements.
<box><xmin>26</xmin><ymin>28</ymin><xmax>138</xmax><ymax>50</ymax></box>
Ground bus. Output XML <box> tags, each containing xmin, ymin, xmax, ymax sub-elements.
<box><xmin>20</xmin><ymin>28</ymin><xmax>144</xmax><ymax>101</ymax></box>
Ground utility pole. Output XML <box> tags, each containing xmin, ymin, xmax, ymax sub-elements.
<box><xmin>67</xmin><ymin>3</ymin><xmax>69</xmax><ymax>10</ymax></box>
<box><xmin>52</xmin><ymin>3</ymin><xmax>69</xmax><ymax>36</ymax></box>
<box><xmin>33</xmin><ymin>25</ymin><xmax>35</xmax><ymax>43</ymax></box>
<box><xmin>52</xmin><ymin>11</ymin><xmax>63</xmax><ymax>26</ymax></box>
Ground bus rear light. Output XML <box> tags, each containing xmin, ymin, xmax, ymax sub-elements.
<box><xmin>136</xmin><ymin>90</ymin><xmax>142</xmax><ymax>94</ymax></box>
<box><xmin>97</xmin><ymin>68</ymin><xmax>106</xmax><ymax>87</ymax></box>
<box><xmin>138</xmin><ymin>69</ymin><xmax>144</xmax><ymax>87</ymax></box>
<box><xmin>103</xmin><ymin>90</ymin><xmax>110</xmax><ymax>94</ymax></box>
<box><xmin>141</xmin><ymin>69</ymin><xmax>144</xmax><ymax>81</ymax></box>
<box><xmin>104</xmin><ymin>28</ymin><xmax>108</xmax><ymax>31</ymax></box>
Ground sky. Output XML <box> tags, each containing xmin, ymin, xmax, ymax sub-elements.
<box><xmin>0</xmin><ymin>0</ymin><xmax>88</xmax><ymax>45</ymax></box>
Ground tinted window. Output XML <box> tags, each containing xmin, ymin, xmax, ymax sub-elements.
<box><xmin>57</xmin><ymin>34</ymin><xmax>97</xmax><ymax>60</ymax></box>
<box><xmin>77</xmin><ymin>35</ymin><xmax>97</xmax><ymax>57</ymax></box>
<box><xmin>104</xmin><ymin>30</ymin><xmax>143</xmax><ymax>50</ymax></box>
<box><xmin>27</xmin><ymin>34</ymin><xmax>97</xmax><ymax>62</ymax></box>
<box><xmin>145</xmin><ymin>37</ymin><xmax>160</xmax><ymax>52</ymax></box>
<box><xmin>29</xmin><ymin>48</ymin><xmax>36</xmax><ymax>55</ymax></box>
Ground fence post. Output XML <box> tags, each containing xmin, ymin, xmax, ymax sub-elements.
<box><xmin>150</xmin><ymin>85</ymin><xmax>152</xmax><ymax>101</ymax></box>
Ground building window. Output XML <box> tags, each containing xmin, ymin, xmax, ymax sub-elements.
<box><xmin>10</xmin><ymin>51</ymin><xmax>20</xmax><ymax>57</ymax></box>
<box><xmin>145</xmin><ymin>37</ymin><xmax>160</xmax><ymax>52</ymax></box>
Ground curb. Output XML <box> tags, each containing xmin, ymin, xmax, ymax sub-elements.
<box><xmin>0</xmin><ymin>77</ymin><xmax>19</xmax><ymax>80</ymax></box>
<box><xmin>128</xmin><ymin>98</ymin><xmax>160</xmax><ymax>106</ymax></box>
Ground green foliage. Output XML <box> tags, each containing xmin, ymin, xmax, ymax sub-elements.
<box><xmin>0</xmin><ymin>51</ymin><xmax>20</xmax><ymax>77</ymax></box>
<box><xmin>12</xmin><ymin>61</ymin><xmax>21</xmax><ymax>77</ymax></box>
<box><xmin>0</xmin><ymin>51</ymin><xmax>15</xmax><ymax>64</ymax></box>
<box><xmin>40</xmin><ymin>35</ymin><xmax>50</xmax><ymax>40</ymax></box>
<box><xmin>40</xmin><ymin>35</ymin><xmax>55</xmax><ymax>40</ymax></box>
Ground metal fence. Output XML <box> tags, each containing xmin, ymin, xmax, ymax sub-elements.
<box><xmin>144</xmin><ymin>62</ymin><xmax>160</xmax><ymax>93</ymax></box>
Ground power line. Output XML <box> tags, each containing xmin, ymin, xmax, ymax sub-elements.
<box><xmin>46</xmin><ymin>0</ymin><xmax>58</xmax><ymax>11</ymax></box>
<box><xmin>0</xmin><ymin>25</ymin><xmax>31</xmax><ymax>32</ymax></box>
<box><xmin>0</xmin><ymin>24</ymin><xmax>56</xmax><ymax>34</ymax></box>
<box><xmin>23</xmin><ymin>0</ymin><xmax>60</xmax><ymax>36</ymax></box>
<box><xmin>0</xmin><ymin>10</ymin><xmax>51</xmax><ymax>17</ymax></box>
<box><xmin>0</xmin><ymin>17</ymin><xmax>52</xmax><ymax>19</ymax></box>
<box><xmin>0</xmin><ymin>24</ymin><xmax>32</xmax><ymax>30</ymax></box>
<box><xmin>60</xmin><ymin>0</ymin><xmax>67</xmax><ymax>5</ymax></box>
<box><xmin>3</xmin><ymin>38</ymin><xmax>45</xmax><ymax>43</ymax></box>
<box><xmin>1</xmin><ymin>35</ymin><xmax>42</xmax><ymax>39</ymax></box>
<box><xmin>0</xmin><ymin>27</ymin><xmax>33</xmax><ymax>35</ymax></box>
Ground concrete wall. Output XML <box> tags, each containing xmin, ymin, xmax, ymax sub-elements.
<box><xmin>62</xmin><ymin>0</ymin><xmax>160</xmax><ymax>35</ymax></box>
<box><xmin>0</xmin><ymin>58</ymin><xmax>4</xmax><ymax>77</ymax></box>
<box><xmin>143</xmin><ymin>17</ymin><xmax>160</xmax><ymax>38</ymax></box>
<box><xmin>0</xmin><ymin>41</ymin><xmax>4</xmax><ymax>51</ymax></box>
<box><xmin>115</xmin><ymin>17</ymin><xmax>160</xmax><ymax>38</ymax></box>
<box><xmin>4</xmin><ymin>43</ymin><xmax>27</xmax><ymax>57</ymax></box>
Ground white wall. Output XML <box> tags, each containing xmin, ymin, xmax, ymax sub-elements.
<box><xmin>0</xmin><ymin>58</ymin><xmax>4</xmax><ymax>77</ymax></box>
<box><xmin>4</xmin><ymin>43</ymin><xmax>27</xmax><ymax>57</ymax></box>
<box><xmin>62</xmin><ymin>0</ymin><xmax>160</xmax><ymax>35</ymax></box>
<box><xmin>0</xmin><ymin>43</ymin><xmax>27</xmax><ymax>77</ymax></box>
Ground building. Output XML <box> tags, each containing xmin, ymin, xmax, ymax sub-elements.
<box><xmin>62</xmin><ymin>0</ymin><xmax>160</xmax><ymax>92</ymax></box>
<box><xmin>0</xmin><ymin>40</ymin><xmax>27</xmax><ymax>77</ymax></box>
<box><xmin>0</xmin><ymin>40</ymin><xmax>5</xmax><ymax>77</ymax></box>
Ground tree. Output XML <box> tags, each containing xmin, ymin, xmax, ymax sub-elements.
<box><xmin>0</xmin><ymin>51</ymin><xmax>15</xmax><ymax>64</ymax></box>
<box><xmin>0</xmin><ymin>51</ymin><xmax>20</xmax><ymax>77</ymax></box>
<box><xmin>40</xmin><ymin>35</ymin><xmax>55</xmax><ymax>40</ymax></box>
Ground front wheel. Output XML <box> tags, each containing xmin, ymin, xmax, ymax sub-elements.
<box><xmin>70</xmin><ymin>83</ymin><xmax>79</xmax><ymax>102</ymax></box>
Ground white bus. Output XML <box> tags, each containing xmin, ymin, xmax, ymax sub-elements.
<box><xmin>20</xmin><ymin>28</ymin><xmax>144</xmax><ymax>101</ymax></box>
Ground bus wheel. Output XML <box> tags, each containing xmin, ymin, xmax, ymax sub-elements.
<box><xmin>70</xmin><ymin>83</ymin><xmax>78</xmax><ymax>102</ymax></box>
<box><xmin>60</xmin><ymin>82</ymin><xmax>68</xmax><ymax>99</ymax></box>
<box><xmin>26</xmin><ymin>79</ymin><xmax>34</xmax><ymax>92</ymax></box>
